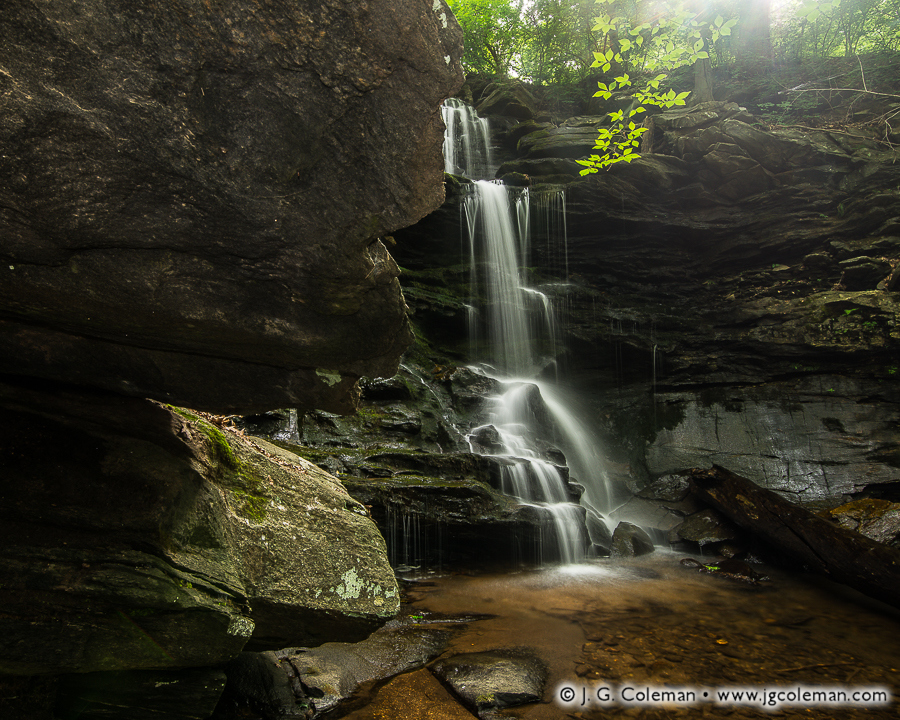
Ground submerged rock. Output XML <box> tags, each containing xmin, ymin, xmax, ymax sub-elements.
<box><xmin>339</xmin><ymin>668</ymin><xmax>476</xmax><ymax>719</ymax></box>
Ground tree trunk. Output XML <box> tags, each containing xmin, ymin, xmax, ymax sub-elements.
<box><xmin>692</xmin><ymin>57</ymin><xmax>715</xmax><ymax>103</ymax></box>
<box><xmin>689</xmin><ymin>465</ymin><xmax>900</xmax><ymax>610</ymax></box>
<box><xmin>737</xmin><ymin>0</ymin><xmax>772</xmax><ymax>64</ymax></box>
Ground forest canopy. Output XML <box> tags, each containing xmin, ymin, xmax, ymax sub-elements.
<box><xmin>447</xmin><ymin>0</ymin><xmax>900</xmax><ymax>83</ymax></box>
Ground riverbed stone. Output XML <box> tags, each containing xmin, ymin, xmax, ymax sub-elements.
<box><xmin>274</xmin><ymin>622</ymin><xmax>453</xmax><ymax>715</ymax></box>
<box><xmin>339</xmin><ymin>668</ymin><xmax>477</xmax><ymax>719</ymax></box>
<box><xmin>431</xmin><ymin>650</ymin><xmax>547</xmax><ymax>715</ymax></box>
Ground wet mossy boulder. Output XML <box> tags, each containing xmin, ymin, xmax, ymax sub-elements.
<box><xmin>0</xmin><ymin>378</ymin><xmax>398</xmax><ymax>676</ymax></box>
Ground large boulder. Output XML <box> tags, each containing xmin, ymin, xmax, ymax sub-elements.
<box><xmin>0</xmin><ymin>378</ymin><xmax>399</xmax><ymax>676</ymax></box>
<box><xmin>0</xmin><ymin>0</ymin><xmax>464</xmax><ymax>414</ymax></box>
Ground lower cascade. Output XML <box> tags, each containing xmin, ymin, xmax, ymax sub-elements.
<box><xmin>460</xmin><ymin>177</ymin><xmax>615</xmax><ymax>564</ymax></box>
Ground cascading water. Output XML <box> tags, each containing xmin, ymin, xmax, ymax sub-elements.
<box><xmin>442</xmin><ymin>97</ymin><xmax>495</xmax><ymax>179</ymax></box>
<box><xmin>443</xmin><ymin>98</ymin><xmax>617</xmax><ymax>564</ymax></box>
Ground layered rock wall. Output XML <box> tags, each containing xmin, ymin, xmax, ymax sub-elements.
<box><xmin>393</xmin><ymin>94</ymin><xmax>900</xmax><ymax>518</ymax></box>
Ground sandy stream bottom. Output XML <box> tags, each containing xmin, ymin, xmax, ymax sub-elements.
<box><xmin>336</xmin><ymin>551</ymin><xmax>899</xmax><ymax>719</ymax></box>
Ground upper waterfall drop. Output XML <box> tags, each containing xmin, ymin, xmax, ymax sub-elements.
<box><xmin>442</xmin><ymin>98</ymin><xmax>494</xmax><ymax>179</ymax></box>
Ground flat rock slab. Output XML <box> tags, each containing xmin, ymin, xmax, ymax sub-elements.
<box><xmin>275</xmin><ymin>622</ymin><xmax>454</xmax><ymax>715</ymax></box>
<box><xmin>431</xmin><ymin>650</ymin><xmax>547</xmax><ymax>715</ymax></box>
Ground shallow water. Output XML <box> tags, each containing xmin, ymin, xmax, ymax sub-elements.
<box><xmin>389</xmin><ymin>551</ymin><xmax>900</xmax><ymax>719</ymax></box>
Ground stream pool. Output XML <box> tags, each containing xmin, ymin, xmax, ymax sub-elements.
<box><xmin>336</xmin><ymin>551</ymin><xmax>899</xmax><ymax>719</ymax></box>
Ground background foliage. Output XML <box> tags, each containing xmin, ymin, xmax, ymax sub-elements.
<box><xmin>447</xmin><ymin>0</ymin><xmax>900</xmax><ymax>83</ymax></box>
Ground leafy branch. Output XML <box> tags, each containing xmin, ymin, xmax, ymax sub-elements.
<box><xmin>578</xmin><ymin>0</ymin><xmax>736</xmax><ymax>174</ymax></box>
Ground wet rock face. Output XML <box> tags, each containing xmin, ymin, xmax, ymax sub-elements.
<box><xmin>645</xmin><ymin>378</ymin><xmax>900</xmax><ymax>504</ymax></box>
<box><xmin>0</xmin><ymin>0</ymin><xmax>463</xmax><ymax>414</ymax></box>
<box><xmin>271</xmin><ymin>623</ymin><xmax>453</xmax><ymax>716</ymax></box>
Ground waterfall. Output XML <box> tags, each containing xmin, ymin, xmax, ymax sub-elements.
<box><xmin>442</xmin><ymin>99</ymin><xmax>617</xmax><ymax>565</ymax></box>
<box><xmin>442</xmin><ymin>97</ymin><xmax>494</xmax><ymax>179</ymax></box>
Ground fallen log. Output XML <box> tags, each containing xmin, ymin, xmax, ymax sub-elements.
<box><xmin>689</xmin><ymin>465</ymin><xmax>900</xmax><ymax>610</ymax></box>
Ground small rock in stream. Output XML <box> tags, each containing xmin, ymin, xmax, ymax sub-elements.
<box><xmin>610</xmin><ymin>521</ymin><xmax>655</xmax><ymax>557</ymax></box>
<box><xmin>431</xmin><ymin>649</ymin><xmax>547</xmax><ymax>717</ymax></box>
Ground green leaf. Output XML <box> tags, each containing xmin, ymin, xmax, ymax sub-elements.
<box><xmin>715</xmin><ymin>14</ymin><xmax>724</xmax><ymax>27</ymax></box>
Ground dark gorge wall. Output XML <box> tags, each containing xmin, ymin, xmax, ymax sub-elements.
<box><xmin>0</xmin><ymin>0</ymin><xmax>462</xmax><ymax>414</ymax></box>
<box><xmin>0</xmin><ymin>2</ymin><xmax>463</xmax><ymax>717</ymax></box>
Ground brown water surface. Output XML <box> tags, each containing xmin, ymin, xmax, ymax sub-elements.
<box><xmin>386</xmin><ymin>552</ymin><xmax>900</xmax><ymax>719</ymax></box>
